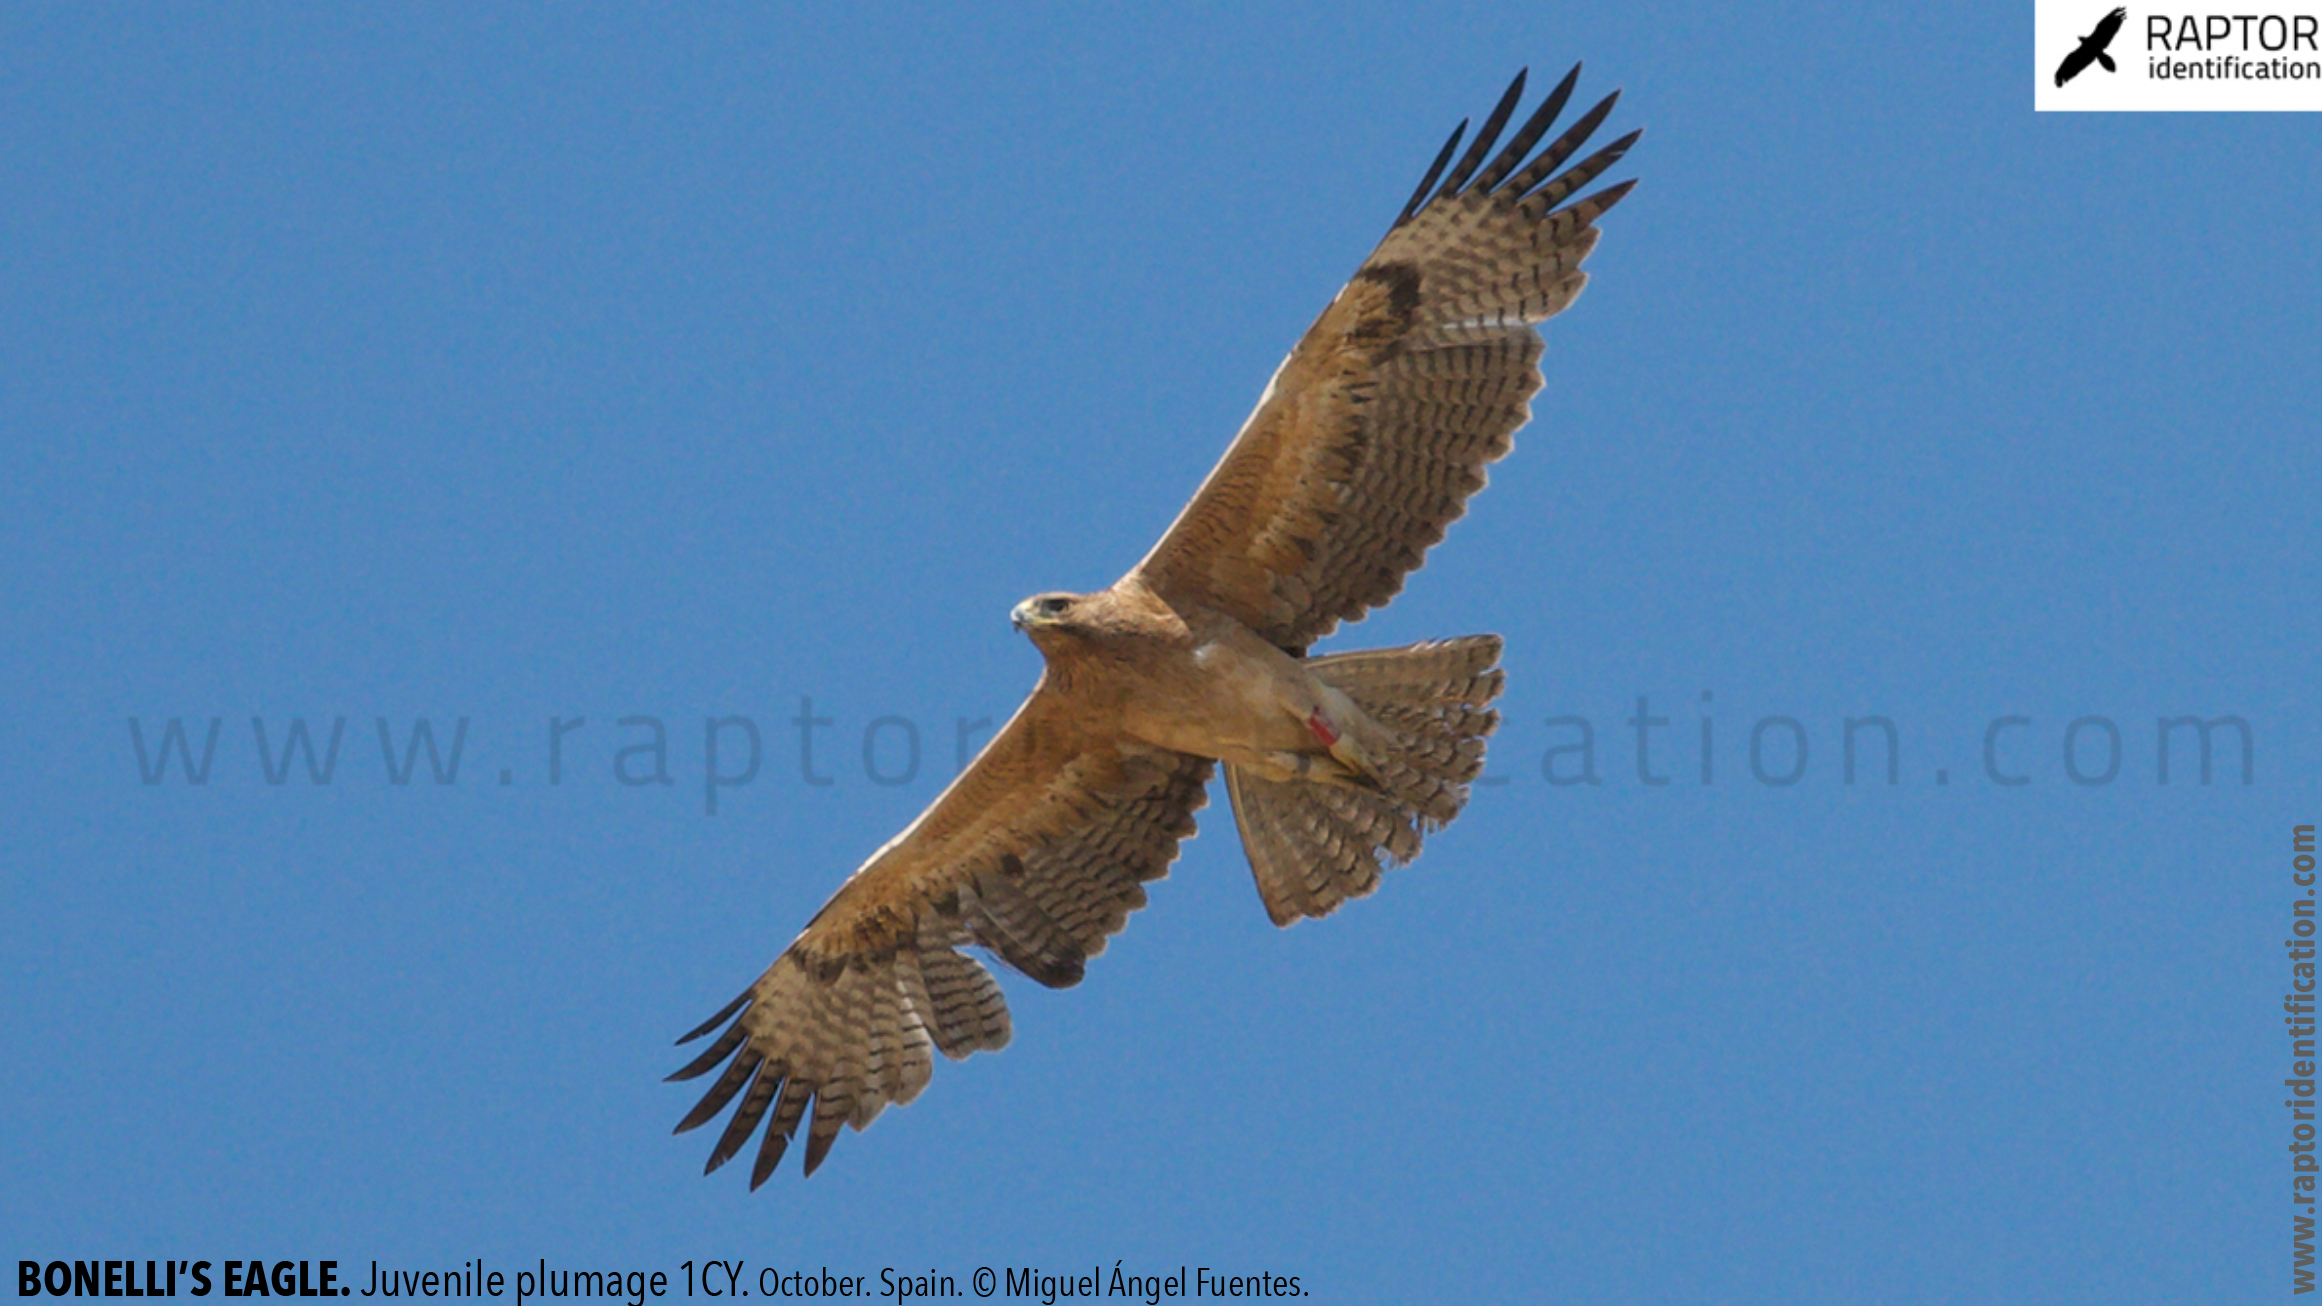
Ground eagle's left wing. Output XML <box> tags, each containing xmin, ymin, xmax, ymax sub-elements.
<box><xmin>669</xmin><ymin>683</ymin><xmax>1210</xmax><ymax>1184</ymax></box>
<box><xmin>1133</xmin><ymin>67</ymin><xmax>1637</xmax><ymax>653</ymax></box>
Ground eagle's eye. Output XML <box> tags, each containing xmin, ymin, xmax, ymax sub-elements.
<box><xmin>1040</xmin><ymin>597</ymin><xmax>1070</xmax><ymax>615</ymax></box>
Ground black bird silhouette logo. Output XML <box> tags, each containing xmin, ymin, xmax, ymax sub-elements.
<box><xmin>2056</xmin><ymin>7</ymin><xmax>2128</xmax><ymax>86</ymax></box>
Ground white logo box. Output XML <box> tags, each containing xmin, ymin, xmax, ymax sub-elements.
<box><xmin>2035</xmin><ymin>2</ymin><xmax>2322</xmax><ymax>110</ymax></box>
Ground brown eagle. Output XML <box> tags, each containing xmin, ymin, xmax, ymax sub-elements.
<box><xmin>670</xmin><ymin>66</ymin><xmax>1638</xmax><ymax>1184</ymax></box>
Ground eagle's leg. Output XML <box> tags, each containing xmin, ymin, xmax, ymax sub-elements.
<box><xmin>1300</xmin><ymin>699</ymin><xmax>1391</xmax><ymax>788</ymax></box>
<box><xmin>1248</xmin><ymin>747</ymin><xmax>1381</xmax><ymax>792</ymax></box>
<box><xmin>1242</xmin><ymin>700</ymin><xmax>1388</xmax><ymax>795</ymax></box>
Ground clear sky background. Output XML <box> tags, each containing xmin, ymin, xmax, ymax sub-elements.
<box><xmin>4</xmin><ymin>4</ymin><xmax>2315</xmax><ymax>1303</ymax></box>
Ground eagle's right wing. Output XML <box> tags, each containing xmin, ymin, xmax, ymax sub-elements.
<box><xmin>669</xmin><ymin>682</ymin><xmax>1211</xmax><ymax>1184</ymax></box>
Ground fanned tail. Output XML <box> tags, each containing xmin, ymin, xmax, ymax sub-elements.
<box><xmin>1225</xmin><ymin>636</ymin><xmax>1504</xmax><ymax>925</ymax></box>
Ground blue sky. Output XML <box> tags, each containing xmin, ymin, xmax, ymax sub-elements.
<box><xmin>3</xmin><ymin>4</ymin><xmax>2314</xmax><ymax>1302</ymax></box>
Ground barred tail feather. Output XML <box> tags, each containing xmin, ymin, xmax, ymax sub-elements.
<box><xmin>1225</xmin><ymin>635</ymin><xmax>1504</xmax><ymax>926</ymax></box>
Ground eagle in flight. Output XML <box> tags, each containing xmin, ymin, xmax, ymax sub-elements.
<box><xmin>670</xmin><ymin>66</ymin><xmax>1638</xmax><ymax>1184</ymax></box>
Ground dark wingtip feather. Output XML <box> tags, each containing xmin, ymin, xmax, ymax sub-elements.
<box><xmin>1591</xmin><ymin>129</ymin><xmax>1645</xmax><ymax>186</ymax></box>
<box><xmin>1433</xmin><ymin>69</ymin><xmax>1527</xmax><ymax>202</ymax></box>
<box><xmin>665</xmin><ymin>1018</ymin><xmax>750</xmax><ymax>1082</ymax></box>
<box><xmin>673</xmin><ymin>1048</ymin><xmax>762</xmax><ymax>1135</ymax></box>
<box><xmin>1526</xmin><ymin>125</ymin><xmax>1646</xmax><ymax>219</ymax></box>
<box><xmin>1581</xmin><ymin>176</ymin><xmax>1641</xmax><ymax>218</ymax></box>
<box><xmin>704</xmin><ymin>1069</ymin><xmax>780</xmax><ymax>1174</ymax></box>
<box><xmin>1545</xmin><ymin>177</ymin><xmax>1641</xmax><ymax>233</ymax></box>
<box><xmin>802</xmin><ymin>1129</ymin><xmax>838</xmax><ymax>1177</ymax></box>
<box><xmin>749</xmin><ymin>1128</ymin><xmax>790</xmax><ymax>1190</ymax></box>
<box><xmin>675</xmin><ymin>989</ymin><xmax>751</xmax><ymax>1044</ymax></box>
<box><xmin>1396</xmin><ymin>120</ymin><xmax>1467</xmax><ymax>227</ymax></box>
<box><xmin>1401</xmin><ymin>64</ymin><xmax>1639</xmax><ymax>230</ymax></box>
<box><xmin>1475</xmin><ymin>63</ymin><xmax>1581</xmax><ymax>195</ymax></box>
<box><xmin>1505</xmin><ymin>88</ymin><xmax>1622</xmax><ymax>200</ymax></box>
<box><xmin>703</xmin><ymin>1121</ymin><xmax>743</xmax><ymax>1175</ymax></box>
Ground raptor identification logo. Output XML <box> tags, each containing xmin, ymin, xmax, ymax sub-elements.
<box><xmin>2034</xmin><ymin>1</ymin><xmax>2322</xmax><ymax>108</ymax></box>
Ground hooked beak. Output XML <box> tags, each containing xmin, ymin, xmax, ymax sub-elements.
<box><xmin>1010</xmin><ymin>600</ymin><xmax>1034</xmax><ymax>632</ymax></box>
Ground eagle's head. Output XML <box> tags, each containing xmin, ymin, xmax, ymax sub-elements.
<box><xmin>1010</xmin><ymin>591</ymin><xmax>1087</xmax><ymax>646</ymax></box>
<box><xmin>1011</xmin><ymin>585</ymin><xmax>1167</xmax><ymax>662</ymax></box>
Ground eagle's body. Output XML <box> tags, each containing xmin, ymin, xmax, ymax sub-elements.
<box><xmin>1018</xmin><ymin>580</ymin><xmax>1362</xmax><ymax>781</ymax></box>
<box><xmin>670</xmin><ymin>67</ymin><xmax>1639</xmax><ymax>1185</ymax></box>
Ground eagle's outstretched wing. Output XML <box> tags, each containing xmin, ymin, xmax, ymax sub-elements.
<box><xmin>1134</xmin><ymin>66</ymin><xmax>1637</xmax><ymax>654</ymax></box>
<box><xmin>670</xmin><ymin>685</ymin><xmax>1210</xmax><ymax>1183</ymax></box>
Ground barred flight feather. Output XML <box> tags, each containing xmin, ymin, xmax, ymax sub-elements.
<box><xmin>673</xmin><ymin>696</ymin><xmax>1211</xmax><ymax>1182</ymax></box>
<box><xmin>1137</xmin><ymin>68</ymin><xmax>1637</xmax><ymax>653</ymax></box>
